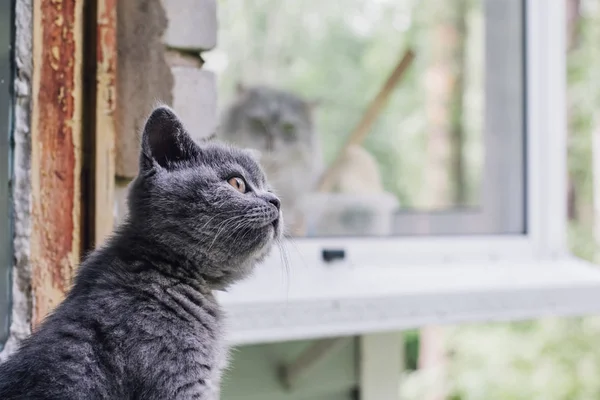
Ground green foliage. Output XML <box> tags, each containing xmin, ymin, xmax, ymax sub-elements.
<box><xmin>399</xmin><ymin>2</ymin><xmax>600</xmax><ymax>399</ymax></box>
<box><xmin>444</xmin><ymin>319</ymin><xmax>600</xmax><ymax>400</ymax></box>
<box><xmin>404</xmin><ymin>330</ymin><xmax>420</xmax><ymax>371</ymax></box>
<box><xmin>569</xmin><ymin>222</ymin><xmax>597</xmax><ymax>262</ymax></box>
<box><xmin>400</xmin><ymin>318</ymin><xmax>600</xmax><ymax>400</ymax></box>
<box><xmin>567</xmin><ymin>0</ymin><xmax>600</xmax><ymax>234</ymax></box>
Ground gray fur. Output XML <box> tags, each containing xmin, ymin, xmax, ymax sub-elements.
<box><xmin>0</xmin><ymin>106</ymin><xmax>282</xmax><ymax>399</ymax></box>
<box><xmin>218</xmin><ymin>85</ymin><xmax>323</xmax><ymax>233</ymax></box>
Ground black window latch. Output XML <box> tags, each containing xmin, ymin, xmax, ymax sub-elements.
<box><xmin>322</xmin><ymin>249</ymin><xmax>345</xmax><ymax>263</ymax></box>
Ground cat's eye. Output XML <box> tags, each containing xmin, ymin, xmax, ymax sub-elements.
<box><xmin>249</xmin><ymin>117</ymin><xmax>265</xmax><ymax>131</ymax></box>
<box><xmin>281</xmin><ymin>122</ymin><xmax>296</xmax><ymax>140</ymax></box>
<box><xmin>228</xmin><ymin>176</ymin><xmax>247</xmax><ymax>193</ymax></box>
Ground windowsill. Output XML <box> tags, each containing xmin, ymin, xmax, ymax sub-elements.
<box><xmin>218</xmin><ymin>256</ymin><xmax>600</xmax><ymax>346</ymax></box>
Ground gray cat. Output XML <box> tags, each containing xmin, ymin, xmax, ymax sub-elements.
<box><xmin>0</xmin><ymin>106</ymin><xmax>282</xmax><ymax>399</ymax></box>
<box><xmin>218</xmin><ymin>84</ymin><xmax>323</xmax><ymax>235</ymax></box>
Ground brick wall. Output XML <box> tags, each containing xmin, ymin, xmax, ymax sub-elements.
<box><xmin>114</xmin><ymin>0</ymin><xmax>218</xmax><ymax>221</ymax></box>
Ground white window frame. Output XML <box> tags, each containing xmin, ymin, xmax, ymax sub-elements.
<box><xmin>218</xmin><ymin>0</ymin><xmax>600</xmax><ymax>346</ymax></box>
<box><xmin>392</xmin><ymin>0</ymin><xmax>527</xmax><ymax>237</ymax></box>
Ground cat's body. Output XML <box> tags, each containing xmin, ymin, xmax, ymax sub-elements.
<box><xmin>0</xmin><ymin>106</ymin><xmax>282</xmax><ymax>399</ymax></box>
<box><xmin>218</xmin><ymin>85</ymin><xmax>323</xmax><ymax>234</ymax></box>
<box><xmin>331</xmin><ymin>144</ymin><xmax>385</xmax><ymax>194</ymax></box>
<box><xmin>0</xmin><ymin>248</ymin><xmax>225</xmax><ymax>399</ymax></box>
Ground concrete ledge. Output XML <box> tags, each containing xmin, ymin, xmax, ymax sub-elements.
<box><xmin>161</xmin><ymin>0</ymin><xmax>217</xmax><ymax>51</ymax></box>
<box><xmin>116</xmin><ymin>0</ymin><xmax>173</xmax><ymax>178</ymax></box>
<box><xmin>171</xmin><ymin>66</ymin><xmax>217</xmax><ymax>140</ymax></box>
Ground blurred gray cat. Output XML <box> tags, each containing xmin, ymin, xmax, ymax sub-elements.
<box><xmin>218</xmin><ymin>84</ymin><xmax>323</xmax><ymax>234</ymax></box>
<box><xmin>0</xmin><ymin>106</ymin><xmax>283</xmax><ymax>399</ymax></box>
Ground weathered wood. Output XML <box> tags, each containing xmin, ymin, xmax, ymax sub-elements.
<box><xmin>31</xmin><ymin>0</ymin><xmax>84</xmax><ymax>328</ymax></box>
<box><xmin>95</xmin><ymin>0</ymin><xmax>117</xmax><ymax>245</ymax></box>
<box><xmin>317</xmin><ymin>49</ymin><xmax>415</xmax><ymax>192</ymax></box>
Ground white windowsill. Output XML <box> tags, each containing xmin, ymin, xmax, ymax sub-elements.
<box><xmin>219</xmin><ymin>257</ymin><xmax>600</xmax><ymax>346</ymax></box>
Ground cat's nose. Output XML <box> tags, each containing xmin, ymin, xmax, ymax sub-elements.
<box><xmin>265</xmin><ymin>194</ymin><xmax>281</xmax><ymax>211</ymax></box>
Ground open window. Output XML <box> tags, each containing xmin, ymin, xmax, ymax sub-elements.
<box><xmin>213</xmin><ymin>0</ymin><xmax>600</xmax><ymax>346</ymax></box>
<box><xmin>0</xmin><ymin>0</ymin><xmax>13</xmax><ymax>347</ymax></box>
<box><xmin>211</xmin><ymin>0</ymin><xmax>524</xmax><ymax>238</ymax></box>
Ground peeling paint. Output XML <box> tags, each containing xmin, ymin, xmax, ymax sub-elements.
<box><xmin>0</xmin><ymin>0</ymin><xmax>34</xmax><ymax>360</ymax></box>
<box><xmin>97</xmin><ymin>0</ymin><xmax>117</xmax><ymax>113</ymax></box>
<box><xmin>95</xmin><ymin>0</ymin><xmax>117</xmax><ymax>245</ymax></box>
<box><xmin>30</xmin><ymin>0</ymin><xmax>83</xmax><ymax>328</ymax></box>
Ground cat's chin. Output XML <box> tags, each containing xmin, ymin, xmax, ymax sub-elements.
<box><xmin>253</xmin><ymin>243</ymin><xmax>273</xmax><ymax>263</ymax></box>
<box><xmin>250</xmin><ymin>227</ymin><xmax>278</xmax><ymax>263</ymax></box>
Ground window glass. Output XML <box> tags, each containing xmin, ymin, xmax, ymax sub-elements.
<box><xmin>206</xmin><ymin>0</ymin><xmax>525</xmax><ymax>237</ymax></box>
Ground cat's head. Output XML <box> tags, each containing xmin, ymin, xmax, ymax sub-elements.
<box><xmin>127</xmin><ymin>106</ymin><xmax>282</xmax><ymax>288</ymax></box>
<box><xmin>219</xmin><ymin>84</ymin><xmax>318</xmax><ymax>158</ymax></box>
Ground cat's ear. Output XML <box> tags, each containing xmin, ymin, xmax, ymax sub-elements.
<box><xmin>245</xmin><ymin>148</ymin><xmax>262</xmax><ymax>163</ymax></box>
<box><xmin>307</xmin><ymin>98</ymin><xmax>322</xmax><ymax>110</ymax></box>
<box><xmin>140</xmin><ymin>105</ymin><xmax>199</xmax><ymax>171</ymax></box>
<box><xmin>235</xmin><ymin>82</ymin><xmax>246</xmax><ymax>95</ymax></box>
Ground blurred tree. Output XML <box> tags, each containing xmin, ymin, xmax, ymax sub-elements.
<box><xmin>567</xmin><ymin>0</ymin><xmax>599</xmax><ymax>261</ymax></box>
<box><xmin>567</xmin><ymin>0</ymin><xmax>586</xmax><ymax>224</ymax></box>
<box><xmin>439</xmin><ymin>2</ymin><xmax>600</xmax><ymax>399</ymax></box>
<box><xmin>419</xmin><ymin>0</ymin><xmax>468</xmax><ymax>209</ymax></box>
<box><xmin>418</xmin><ymin>1</ymin><xmax>469</xmax><ymax>399</ymax></box>
<box><xmin>400</xmin><ymin>1</ymin><xmax>600</xmax><ymax>400</ymax></box>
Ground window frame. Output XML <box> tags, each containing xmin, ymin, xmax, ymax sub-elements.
<box><xmin>218</xmin><ymin>0</ymin><xmax>592</xmax><ymax>346</ymax></box>
<box><xmin>0</xmin><ymin>0</ymin><xmax>14</xmax><ymax>346</ymax></box>
<box><xmin>255</xmin><ymin>0</ymin><xmax>562</xmax><ymax>270</ymax></box>
<box><xmin>390</xmin><ymin>0</ymin><xmax>526</xmax><ymax>236</ymax></box>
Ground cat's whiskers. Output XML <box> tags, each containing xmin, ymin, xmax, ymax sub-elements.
<box><xmin>206</xmin><ymin>215</ymin><xmax>248</xmax><ymax>252</ymax></box>
<box><xmin>217</xmin><ymin>217</ymin><xmax>256</xmax><ymax>246</ymax></box>
<box><xmin>275</xmin><ymin>238</ymin><xmax>291</xmax><ymax>293</ymax></box>
<box><xmin>219</xmin><ymin>210</ymin><xmax>275</xmax><ymax>246</ymax></box>
<box><xmin>226</xmin><ymin>219</ymin><xmax>254</xmax><ymax>243</ymax></box>
<box><xmin>198</xmin><ymin>210</ymin><xmax>238</xmax><ymax>234</ymax></box>
<box><xmin>281</xmin><ymin>235</ymin><xmax>308</xmax><ymax>269</ymax></box>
